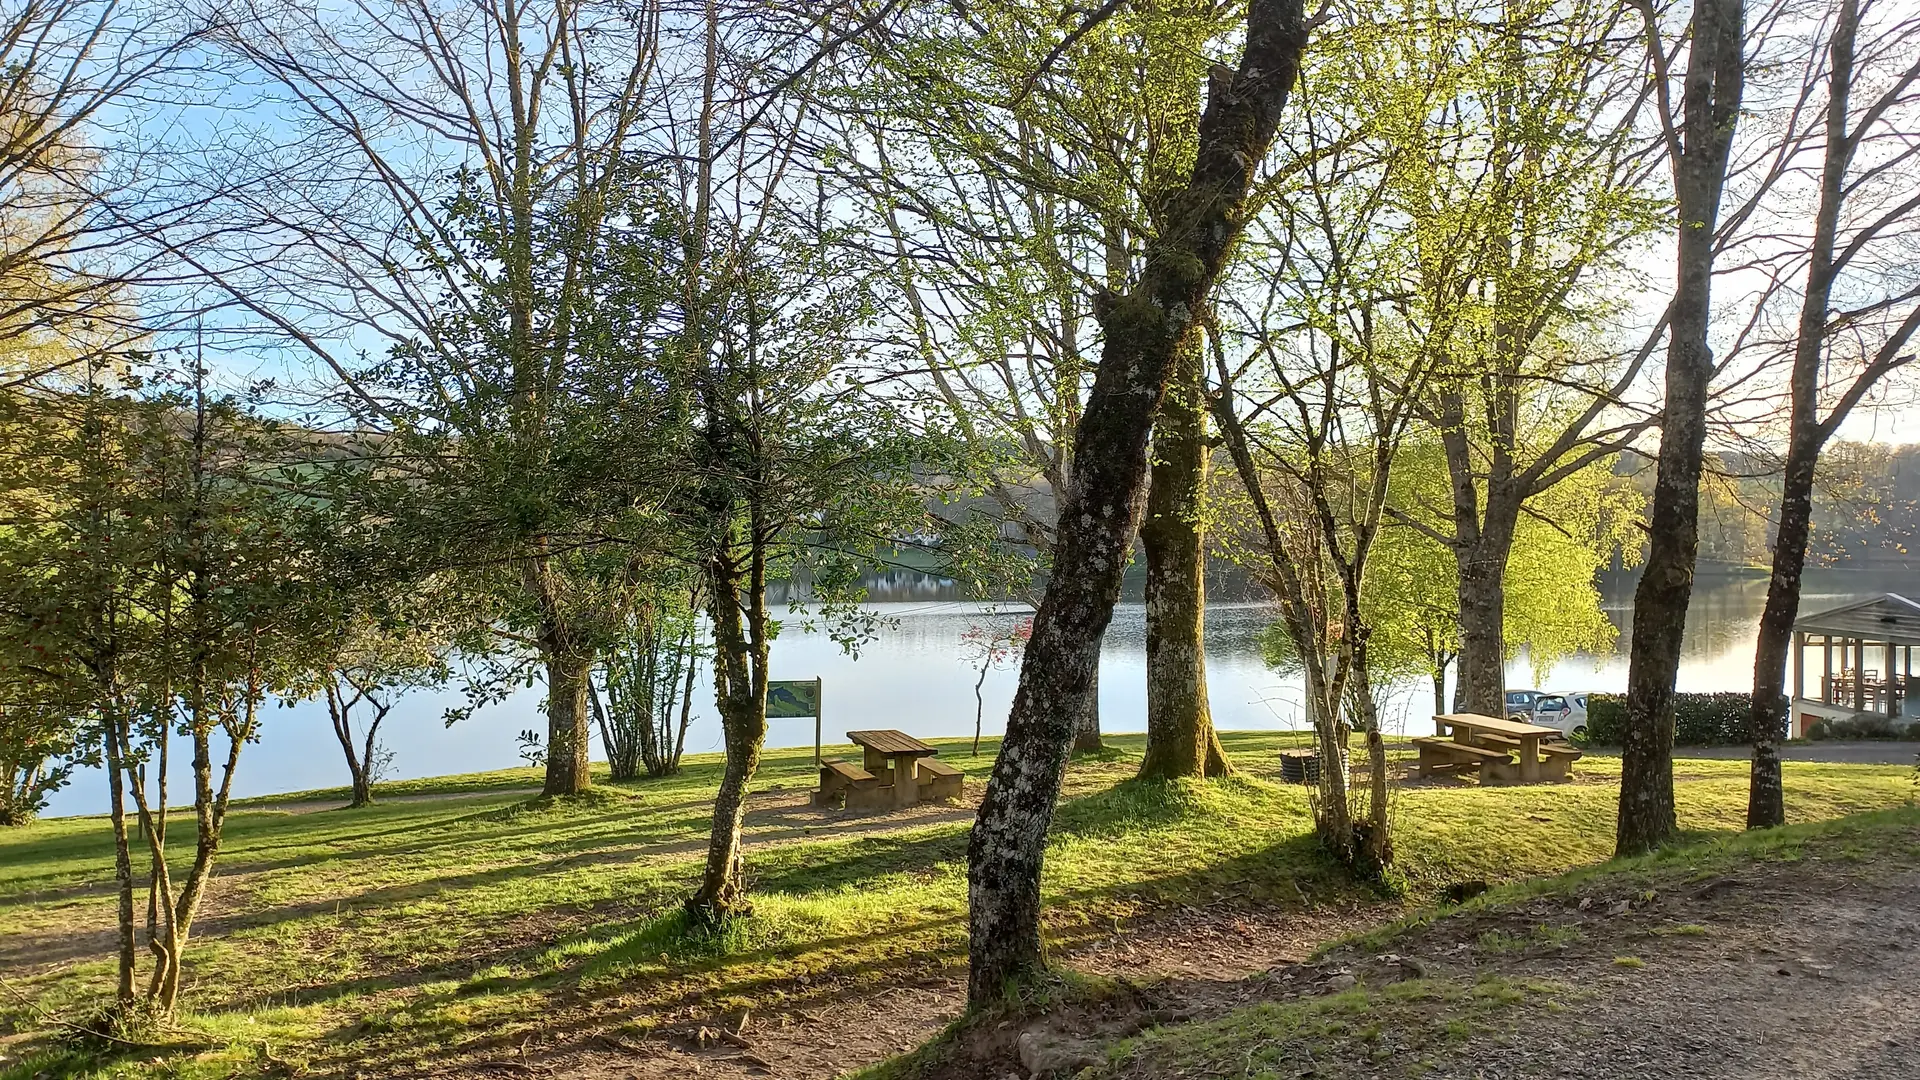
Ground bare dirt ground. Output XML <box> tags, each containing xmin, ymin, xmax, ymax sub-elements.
<box><xmin>458</xmin><ymin>900</ymin><xmax>1387</xmax><ymax>1080</ymax></box>
<box><xmin>1356</xmin><ymin>844</ymin><xmax>1920</xmax><ymax>1079</ymax></box>
<box><xmin>496</xmin><ymin>824</ymin><xmax>1920</xmax><ymax>1080</ymax></box>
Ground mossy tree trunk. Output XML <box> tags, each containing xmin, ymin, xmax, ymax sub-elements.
<box><xmin>1140</xmin><ymin>340</ymin><xmax>1229</xmax><ymax>780</ymax></box>
<box><xmin>687</xmin><ymin>521</ymin><xmax>770</xmax><ymax>927</ymax></box>
<box><xmin>966</xmin><ymin>0</ymin><xmax>1311</xmax><ymax>1006</ymax></box>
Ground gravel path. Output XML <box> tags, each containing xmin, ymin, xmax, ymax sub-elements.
<box><xmin>1679</xmin><ymin>740</ymin><xmax>1920</xmax><ymax>765</ymax></box>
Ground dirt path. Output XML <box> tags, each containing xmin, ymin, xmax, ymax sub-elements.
<box><xmin>1093</xmin><ymin>829</ymin><xmax>1920</xmax><ymax>1080</ymax></box>
<box><xmin>450</xmin><ymin>900</ymin><xmax>1389</xmax><ymax>1080</ymax></box>
<box><xmin>488</xmin><ymin>823</ymin><xmax>1920</xmax><ymax>1080</ymax></box>
<box><xmin>232</xmin><ymin>788</ymin><xmax>545</xmax><ymax>815</ymax></box>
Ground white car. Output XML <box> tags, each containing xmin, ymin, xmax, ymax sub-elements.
<box><xmin>1531</xmin><ymin>692</ymin><xmax>1590</xmax><ymax>740</ymax></box>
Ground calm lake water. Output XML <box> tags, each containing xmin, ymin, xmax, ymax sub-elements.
<box><xmin>38</xmin><ymin>568</ymin><xmax>1917</xmax><ymax>816</ymax></box>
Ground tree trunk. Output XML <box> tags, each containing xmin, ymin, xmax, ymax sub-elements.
<box><xmin>1618</xmin><ymin>0</ymin><xmax>1744</xmax><ymax>857</ymax></box>
<box><xmin>1452</xmin><ymin>523</ymin><xmax>1514</xmax><ymax>716</ymax></box>
<box><xmin>965</xmin><ymin>1</ymin><xmax>1309</xmax><ymax>1007</ymax></box>
<box><xmin>1749</xmin><ymin>1</ymin><xmax>1860</xmax><ymax>830</ymax></box>
<box><xmin>326</xmin><ymin>681</ymin><xmax>374</xmax><ymax>808</ymax></box>
<box><xmin>1140</xmin><ymin>340</ymin><xmax>1230</xmax><ymax>780</ymax></box>
<box><xmin>1072</xmin><ymin>662</ymin><xmax>1104</xmax><ymax>753</ymax></box>
<box><xmin>542</xmin><ymin>649</ymin><xmax>594</xmax><ymax>797</ymax></box>
<box><xmin>1747</xmin><ymin>440</ymin><xmax>1814</xmax><ymax>829</ymax></box>
<box><xmin>102</xmin><ymin>709</ymin><xmax>138</xmax><ymax>1010</ymax></box>
<box><xmin>973</xmin><ymin>666</ymin><xmax>988</xmax><ymax>755</ymax></box>
<box><xmin>1349</xmin><ymin>653</ymin><xmax>1392</xmax><ymax>878</ymax></box>
<box><xmin>688</xmin><ymin>543</ymin><xmax>768</xmax><ymax>927</ymax></box>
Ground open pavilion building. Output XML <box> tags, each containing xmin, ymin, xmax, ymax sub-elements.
<box><xmin>1790</xmin><ymin>593</ymin><xmax>1920</xmax><ymax>736</ymax></box>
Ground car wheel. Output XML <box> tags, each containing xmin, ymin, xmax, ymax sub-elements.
<box><xmin>1572</xmin><ymin>725</ymin><xmax>1589</xmax><ymax>744</ymax></box>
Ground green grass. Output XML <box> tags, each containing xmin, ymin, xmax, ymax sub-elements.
<box><xmin>1</xmin><ymin>733</ymin><xmax>1913</xmax><ymax>1079</ymax></box>
<box><xmin>1088</xmin><ymin>976</ymin><xmax>1560</xmax><ymax>1079</ymax></box>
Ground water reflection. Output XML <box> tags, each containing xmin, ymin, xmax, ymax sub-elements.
<box><xmin>39</xmin><ymin>568</ymin><xmax>1916</xmax><ymax>816</ymax></box>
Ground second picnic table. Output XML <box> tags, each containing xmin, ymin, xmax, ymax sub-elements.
<box><xmin>1417</xmin><ymin>713</ymin><xmax>1579</xmax><ymax>784</ymax></box>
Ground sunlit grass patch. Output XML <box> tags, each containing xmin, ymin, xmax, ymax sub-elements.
<box><xmin>5</xmin><ymin>735</ymin><xmax>1915</xmax><ymax>1079</ymax></box>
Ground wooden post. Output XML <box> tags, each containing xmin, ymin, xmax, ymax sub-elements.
<box><xmin>1890</xmin><ymin>643</ymin><xmax>1901</xmax><ymax>718</ymax></box>
<box><xmin>1824</xmin><ymin>636</ymin><xmax>1834</xmax><ymax>703</ymax></box>
<box><xmin>1793</xmin><ymin>631</ymin><xmax>1805</xmax><ymax>702</ymax></box>
<box><xmin>1855</xmin><ymin>638</ymin><xmax>1867</xmax><ymax>710</ymax></box>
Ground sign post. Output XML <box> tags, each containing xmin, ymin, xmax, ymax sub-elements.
<box><xmin>765</xmin><ymin>677</ymin><xmax>825</xmax><ymax>765</ymax></box>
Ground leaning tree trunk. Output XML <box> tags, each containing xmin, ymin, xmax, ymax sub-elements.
<box><xmin>1618</xmin><ymin>0</ymin><xmax>1744</xmax><ymax>857</ymax></box>
<box><xmin>964</xmin><ymin>1</ymin><xmax>1310</xmax><ymax>1007</ymax></box>
<box><xmin>1140</xmin><ymin>342</ymin><xmax>1230</xmax><ymax>779</ymax></box>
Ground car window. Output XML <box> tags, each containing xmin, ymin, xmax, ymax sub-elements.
<box><xmin>1538</xmin><ymin>696</ymin><xmax>1565</xmax><ymax>710</ymax></box>
<box><xmin>1573</xmin><ymin>695</ymin><xmax>1586</xmax><ymax>709</ymax></box>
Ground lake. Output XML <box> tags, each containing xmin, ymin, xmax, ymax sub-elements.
<box><xmin>36</xmin><ymin>568</ymin><xmax>1917</xmax><ymax>816</ymax></box>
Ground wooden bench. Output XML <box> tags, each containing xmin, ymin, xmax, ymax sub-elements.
<box><xmin>1539</xmin><ymin>742</ymin><xmax>1583</xmax><ymax>782</ymax></box>
<box><xmin>814</xmin><ymin>758</ymin><xmax>879</xmax><ymax>807</ymax></box>
<box><xmin>1413</xmin><ymin>736</ymin><xmax>1512</xmax><ymax>779</ymax></box>
<box><xmin>1474</xmin><ymin>733</ymin><xmax>1523</xmax><ymax>751</ymax></box>
<box><xmin>915</xmin><ymin>757</ymin><xmax>964</xmax><ymax>802</ymax></box>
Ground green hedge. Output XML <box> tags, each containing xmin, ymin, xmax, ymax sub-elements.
<box><xmin>1583</xmin><ymin>691</ymin><xmax>1759</xmax><ymax>746</ymax></box>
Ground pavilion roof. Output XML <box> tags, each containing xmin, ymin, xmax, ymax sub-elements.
<box><xmin>1794</xmin><ymin>593</ymin><xmax>1920</xmax><ymax>646</ymax></box>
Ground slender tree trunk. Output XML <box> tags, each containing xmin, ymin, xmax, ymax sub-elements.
<box><xmin>102</xmin><ymin>708</ymin><xmax>137</xmax><ymax>1010</ymax></box>
<box><xmin>1618</xmin><ymin>0</ymin><xmax>1744</xmax><ymax>857</ymax></box>
<box><xmin>1140</xmin><ymin>341</ymin><xmax>1230</xmax><ymax>780</ymax></box>
<box><xmin>965</xmin><ymin>0</ymin><xmax>1309</xmax><ymax>1005</ymax></box>
<box><xmin>1072</xmin><ymin>662</ymin><xmax>1104</xmax><ymax>752</ymax></box>
<box><xmin>974</xmin><ymin>666</ymin><xmax>989</xmax><ymax>755</ymax></box>
<box><xmin>671</xmin><ymin>636</ymin><xmax>698</xmax><ymax>775</ymax></box>
<box><xmin>1748</xmin><ymin>440</ymin><xmax>1815</xmax><ymax>828</ymax></box>
<box><xmin>688</xmin><ymin>538</ymin><xmax>768</xmax><ymax>926</ymax></box>
<box><xmin>1349</xmin><ymin>649</ymin><xmax>1392</xmax><ymax>877</ymax></box>
<box><xmin>1749</xmin><ymin>0</ymin><xmax>1860</xmax><ymax>830</ymax></box>
<box><xmin>326</xmin><ymin>681</ymin><xmax>372</xmax><ymax>808</ymax></box>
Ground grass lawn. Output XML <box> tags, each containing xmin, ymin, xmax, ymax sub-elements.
<box><xmin>0</xmin><ymin>732</ymin><xmax>1913</xmax><ymax>1079</ymax></box>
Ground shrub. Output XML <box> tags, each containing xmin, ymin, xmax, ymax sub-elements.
<box><xmin>1809</xmin><ymin>714</ymin><xmax>1920</xmax><ymax>741</ymax></box>
<box><xmin>1582</xmin><ymin>692</ymin><xmax>1758</xmax><ymax>747</ymax></box>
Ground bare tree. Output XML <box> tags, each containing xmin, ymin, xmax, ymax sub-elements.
<box><xmin>0</xmin><ymin>0</ymin><xmax>207</xmax><ymax>382</ymax></box>
<box><xmin>1744</xmin><ymin>0</ymin><xmax>1920</xmax><ymax>828</ymax></box>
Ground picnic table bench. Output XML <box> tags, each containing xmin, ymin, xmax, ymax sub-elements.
<box><xmin>1421</xmin><ymin>713</ymin><xmax>1581</xmax><ymax>784</ymax></box>
<box><xmin>814</xmin><ymin>729</ymin><xmax>963</xmax><ymax>809</ymax></box>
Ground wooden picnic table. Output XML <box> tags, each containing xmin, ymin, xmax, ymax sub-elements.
<box><xmin>847</xmin><ymin>729</ymin><xmax>939</xmax><ymax>807</ymax></box>
<box><xmin>1435</xmin><ymin>713</ymin><xmax>1562</xmax><ymax>783</ymax></box>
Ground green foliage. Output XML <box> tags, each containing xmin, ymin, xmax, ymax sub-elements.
<box><xmin>1583</xmin><ymin>692</ymin><xmax>1758</xmax><ymax>746</ymax></box>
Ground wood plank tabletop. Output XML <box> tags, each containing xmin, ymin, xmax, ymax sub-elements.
<box><xmin>1435</xmin><ymin>712</ymin><xmax>1560</xmax><ymax>738</ymax></box>
<box><xmin>846</xmin><ymin>729</ymin><xmax>937</xmax><ymax>755</ymax></box>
